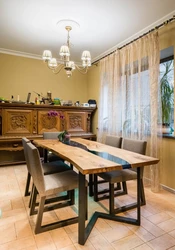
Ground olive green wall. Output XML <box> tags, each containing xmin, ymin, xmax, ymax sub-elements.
<box><xmin>87</xmin><ymin>65</ymin><xmax>100</xmax><ymax>135</ymax></box>
<box><xmin>0</xmin><ymin>53</ymin><xmax>88</xmax><ymax>104</ymax></box>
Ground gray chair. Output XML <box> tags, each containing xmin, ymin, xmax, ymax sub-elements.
<box><xmin>91</xmin><ymin>135</ymin><xmax>122</xmax><ymax>198</ymax></box>
<box><xmin>22</xmin><ymin>137</ymin><xmax>70</xmax><ymax>197</ymax></box>
<box><xmin>43</xmin><ymin>131</ymin><xmax>64</xmax><ymax>162</ymax></box>
<box><xmin>94</xmin><ymin>138</ymin><xmax>147</xmax><ymax>214</ymax></box>
<box><xmin>26</xmin><ymin>142</ymin><xmax>81</xmax><ymax>234</ymax></box>
<box><xmin>105</xmin><ymin>135</ymin><xmax>122</xmax><ymax>147</ymax></box>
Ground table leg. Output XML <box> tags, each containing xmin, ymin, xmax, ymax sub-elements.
<box><xmin>43</xmin><ymin>148</ymin><xmax>48</xmax><ymax>163</ymax></box>
<box><xmin>78</xmin><ymin>172</ymin><xmax>86</xmax><ymax>245</ymax></box>
<box><xmin>78</xmin><ymin>172</ymin><xmax>98</xmax><ymax>245</ymax></box>
<box><xmin>137</xmin><ymin>167</ymin><xmax>141</xmax><ymax>224</ymax></box>
<box><xmin>89</xmin><ymin>174</ymin><xmax>94</xmax><ymax>196</ymax></box>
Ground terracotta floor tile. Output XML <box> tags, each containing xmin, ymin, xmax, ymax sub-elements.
<box><xmin>89</xmin><ymin>234</ymin><xmax>115</xmax><ymax>250</ymax></box>
<box><xmin>94</xmin><ymin>218</ymin><xmax>112</xmax><ymax>233</ymax></box>
<box><xmin>0</xmin><ymin>199</ymin><xmax>12</xmax><ymax>211</ymax></box>
<box><xmin>101</xmin><ymin>224</ymin><xmax>133</xmax><ymax>243</ymax></box>
<box><xmin>0</xmin><ymin>236</ymin><xmax>36</xmax><ymax>250</ymax></box>
<box><xmin>128</xmin><ymin>225</ymin><xmax>155</xmax><ymax>242</ymax></box>
<box><xmin>134</xmin><ymin>243</ymin><xmax>154</xmax><ymax>250</ymax></box>
<box><xmin>34</xmin><ymin>232</ymin><xmax>57</xmax><ymax>249</ymax></box>
<box><xmin>147</xmin><ymin>233</ymin><xmax>175</xmax><ymax>250</ymax></box>
<box><xmin>0</xmin><ymin>223</ymin><xmax>16</xmax><ymax>245</ymax></box>
<box><xmin>147</xmin><ymin>211</ymin><xmax>172</xmax><ymax>224</ymax></box>
<box><xmin>169</xmin><ymin>229</ymin><xmax>175</xmax><ymax>238</ymax></box>
<box><xmin>51</xmin><ymin>234</ymin><xmax>73</xmax><ymax>249</ymax></box>
<box><xmin>15</xmin><ymin>219</ymin><xmax>33</xmax><ymax>239</ymax></box>
<box><xmin>49</xmin><ymin>228</ymin><xmax>74</xmax><ymax>248</ymax></box>
<box><xmin>158</xmin><ymin>218</ymin><xmax>175</xmax><ymax>232</ymax></box>
<box><xmin>112</xmin><ymin>234</ymin><xmax>144</xmax><ymax>250</ymax></box>
<box><xmin>74</xmin><ymin>240</ymin><xmax>96</xmax><ymax>249</ymax></box>
<box><xmin>11</xmin><ymin>197</ymin><xmax>25</xmax><ymax>210</ymax></box>
<box><xmin>141</xmin><ymin>217</ymin><xmax>165</xmax><ymax>237</ymax></box>
<box><xmin>60</xmin><ymin>246</ymin><xmax>77</xmax><ymax>250</ymax></box>
<box><xmin>64</xmin><ymin>223</ymin><xmax>78</xmax><ymax>234</ymax></box>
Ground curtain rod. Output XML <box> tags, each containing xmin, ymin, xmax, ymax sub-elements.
<box><xmin>92</xmin><ymin>15</ymin><xmax>175</xmax><ymax>65</ymax></box>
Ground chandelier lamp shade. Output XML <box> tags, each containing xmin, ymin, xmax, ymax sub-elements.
<box><xmin>42</xmin><ymin>26</ymin><xmax>91</xmax><ymax>77</ymax></box>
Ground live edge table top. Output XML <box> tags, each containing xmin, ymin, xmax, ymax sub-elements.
<box><xmin>33</xmin><ymin>138</ymin><xmax>159</xmax><ymax>175</ymax></box>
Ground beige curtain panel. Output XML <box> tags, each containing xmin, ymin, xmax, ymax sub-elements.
<box><xmin>98</xmin><ymin>31</ymin><xmax>162</xmax><ymax>192</ymax></box>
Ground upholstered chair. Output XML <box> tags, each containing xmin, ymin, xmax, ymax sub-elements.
<box><xmin>22</xmin><ymin>137</ymin><xmax>70</xmax><ymax>197</ymax></box>
<box><xmin>43</xmin><ymin>131</ymin><xmax>64</xmax><ymax>162</ymax></box>
<box><xmin>26</xmin><ymin>142</ymin><xmax>82</xmax><ymax>234</ymax></box>
<box><xmin>105</xmin><ymin>135</ymin><xmax>122</xmax><ymax>147</ymax></box>
<box><xmin>92</xmin><ymin>135</ymin><xmax>122</xmax><ymax>199</ymax></box>
<box><xmin>94</xmin><ymin>138</ymin><xmax>147</xmax><ymax>214</ymax></box>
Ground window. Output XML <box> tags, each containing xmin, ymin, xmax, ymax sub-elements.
<box><xmin>160</xmin><ymin>56</ymin><xmax>174</xmax><ymax>129</ymax></box>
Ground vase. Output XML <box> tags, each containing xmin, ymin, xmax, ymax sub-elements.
<box><xmin>64</xmin><ymin>134</ymin><xmax>71</xmax><ymax>144</ymax></box>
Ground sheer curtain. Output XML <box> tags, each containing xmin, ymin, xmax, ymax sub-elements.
<box><xmin>98</xmin><ymin>32</ymin><xmax>162</xmax><ymax>192</ymax></box>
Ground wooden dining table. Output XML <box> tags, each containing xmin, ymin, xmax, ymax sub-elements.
<box><xmin>33</xmin><ymin>137</ymin><xmax>159</xmax><ymax>245</ymax></box>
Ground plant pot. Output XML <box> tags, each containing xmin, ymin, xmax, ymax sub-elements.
<box><xmin>161</xmin><ymin>124</ymin><xmax>171</xmax><ymax>134</ymax></box>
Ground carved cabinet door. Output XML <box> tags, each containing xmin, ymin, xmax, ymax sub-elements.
<box><xmin>65</xmin><ymin>111</ymin><xmax>87</xmax><ymax>133</ymax></box>
<box><xmin>2</xmin><ymin>109</ymin><xmax>35</xmax><ymax>135</ymax></box>
<box><xmin>38</xmin><ymin>111</ymin><xmax>64</xmax><ymax>134</ymax></box>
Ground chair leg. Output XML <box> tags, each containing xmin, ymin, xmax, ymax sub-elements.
<box><xmin>109</xmin><ymin>183</ymin><xmax>115</xmax><ymax>214</ymax></box>
<box><xmin>35</xmin><ymin>196</ymin><xmax>46</xmax><ymax>234</ymax></box>
<box><xmin>24</xmin><ymin>172</ymin><xmax>31</xmax><ymax>196</ymax></box>
<box><xmin>28</xmin><ymin>184</ymin><xmax>35</xmax><ymax>208</ymax></box>
<box><xmin>68</xmin><ymin>190</ymin><xmax>75</xmax><ymax>205</ymax></box>
<box><xmin>116</xmin><ymin>182</ymin><xmax>121</xmax><ymax>190</ymax></box>
<box><xmin>140</xmin><ymin>179</ymin><xmax>146</xmax><ymax>205</ymax></box>
<box><xmin>34</xmin><ymin>194</ymin><xmax>78</xmax><ymax>234</ymax></box>
<box><xmin>30</xmin><ymin>186</ymin><xmax>38</xmax><ymax>216</ymax></box>
<box><xmin>122</xmin><ymin>182</ymin><xmax>128</xmax><ymax>194</ymax></box>
<box><xmin>93</xmin><ymin>174</ymin><xmax>98</xmax><ymax>202</ymax></box>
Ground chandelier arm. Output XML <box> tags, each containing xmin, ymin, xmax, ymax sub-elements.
<box><xmin>53</xmin><ymin>64</ymin><xmax>65</xmax><ymax>74</ymax></box>
<box><xmin>47</xmin><ymin>63</ymin><xmax>64</xmax><ymax>74</ymax></box>
<box><xmin>75</xmin><ymin>65</ymin><xmax>88</xmax><ymax>74</ymax></box>
<box><xmin>42</xmin><ymin>24</ymin><xmax>91</xmax><ymax>77</ymax></box>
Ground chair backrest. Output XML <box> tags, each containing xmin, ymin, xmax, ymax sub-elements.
<box><xmin>121</xmin><ymin>138</ymin><xmax>147</xmax><ymax>175</ymax></box>
<box><xmin>26</xmin><ymin>142</ymin><xmax>45</xmax><ymax>193</ymax></box>
<box><xmin>22</xmin><ymin>137</ymin><xmax>31</xmax><ymax>173</ymax></box>
<box><xmin>43</xmin><ymin>132</ymin><xmax>61</xmax><ymax>139</ymax></box>
<box><xmin>121</xmin><ymin>138</ymin><xmax>147</xmax><ymax>155</ymax></box>
<box><xmin>105</xmin><ymin>135</ymin><xmax>122</xmax><ymax>148</ymax></box>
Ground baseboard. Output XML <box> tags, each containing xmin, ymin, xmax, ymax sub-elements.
<box><xmin>144</xmin><ymin>177</ymin><xmax>175</xmax><ymax>194</ymax></box>
<box><xmin>160</xmin><ymin>184</ymin><xmax>175</xmax><ymax>194</ymax></box>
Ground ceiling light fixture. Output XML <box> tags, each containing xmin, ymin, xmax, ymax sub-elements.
<box><xmin>42</xmin><ymin>25</ymin><xmax>91</xmax><ymax>77</ymax></box>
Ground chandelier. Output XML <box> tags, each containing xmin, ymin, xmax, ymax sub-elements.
<box><xmin>42</xmin><ymin>25</ymin><xmax>91</xmax><ymax>77</ymax></box>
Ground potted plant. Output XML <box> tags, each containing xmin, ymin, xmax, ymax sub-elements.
<box><xmin>160</xmin><ymin>60</ymin><xmax>174</xmax><ymax>134</ymax></box>
<box><xmin>58</xmin><ymin>130</ymin><xmax>71</xmax><ymax>144</ymax></box>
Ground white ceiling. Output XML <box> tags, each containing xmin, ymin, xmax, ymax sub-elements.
<box><xmin>0</xmin><ymin>0</ymin><xmax>175</xmax><ymax>64</ymax></box>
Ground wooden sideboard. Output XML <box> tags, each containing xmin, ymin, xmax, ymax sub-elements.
<box><xmin>0</xmin><ymin>103</ymin><xmax>96</xmax><ymax>165</ymax></box>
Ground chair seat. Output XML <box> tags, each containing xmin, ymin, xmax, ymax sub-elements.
<box><xmin>43</xmin><ymin>160</ymin><xmax>70</xmax><ymax>175</ymax></box>
<box><xmin>42</xmin><ymin>170</ymin><xmax>79</xmax><ymax>196</ymax></box>
<box><xmin>98</xmin><ymin>169</ymin><xmax>137</xmax><ymax>184</ymax></box>
<box><xmin>94</xmin><ymin>138</ymin><xmax>147</xmax><ymax>215</ymax></box>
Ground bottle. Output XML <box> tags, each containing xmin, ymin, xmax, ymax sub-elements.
<box><xmin>11</xmin><ymin>95</ymin><xmax>14</xmax><ymax>103</ymax></box>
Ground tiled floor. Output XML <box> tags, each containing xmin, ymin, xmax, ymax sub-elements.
<box><xmin>0</xmin><ymin>165</ymin><xmax>175</xmax><ymax>249</ymax></box>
